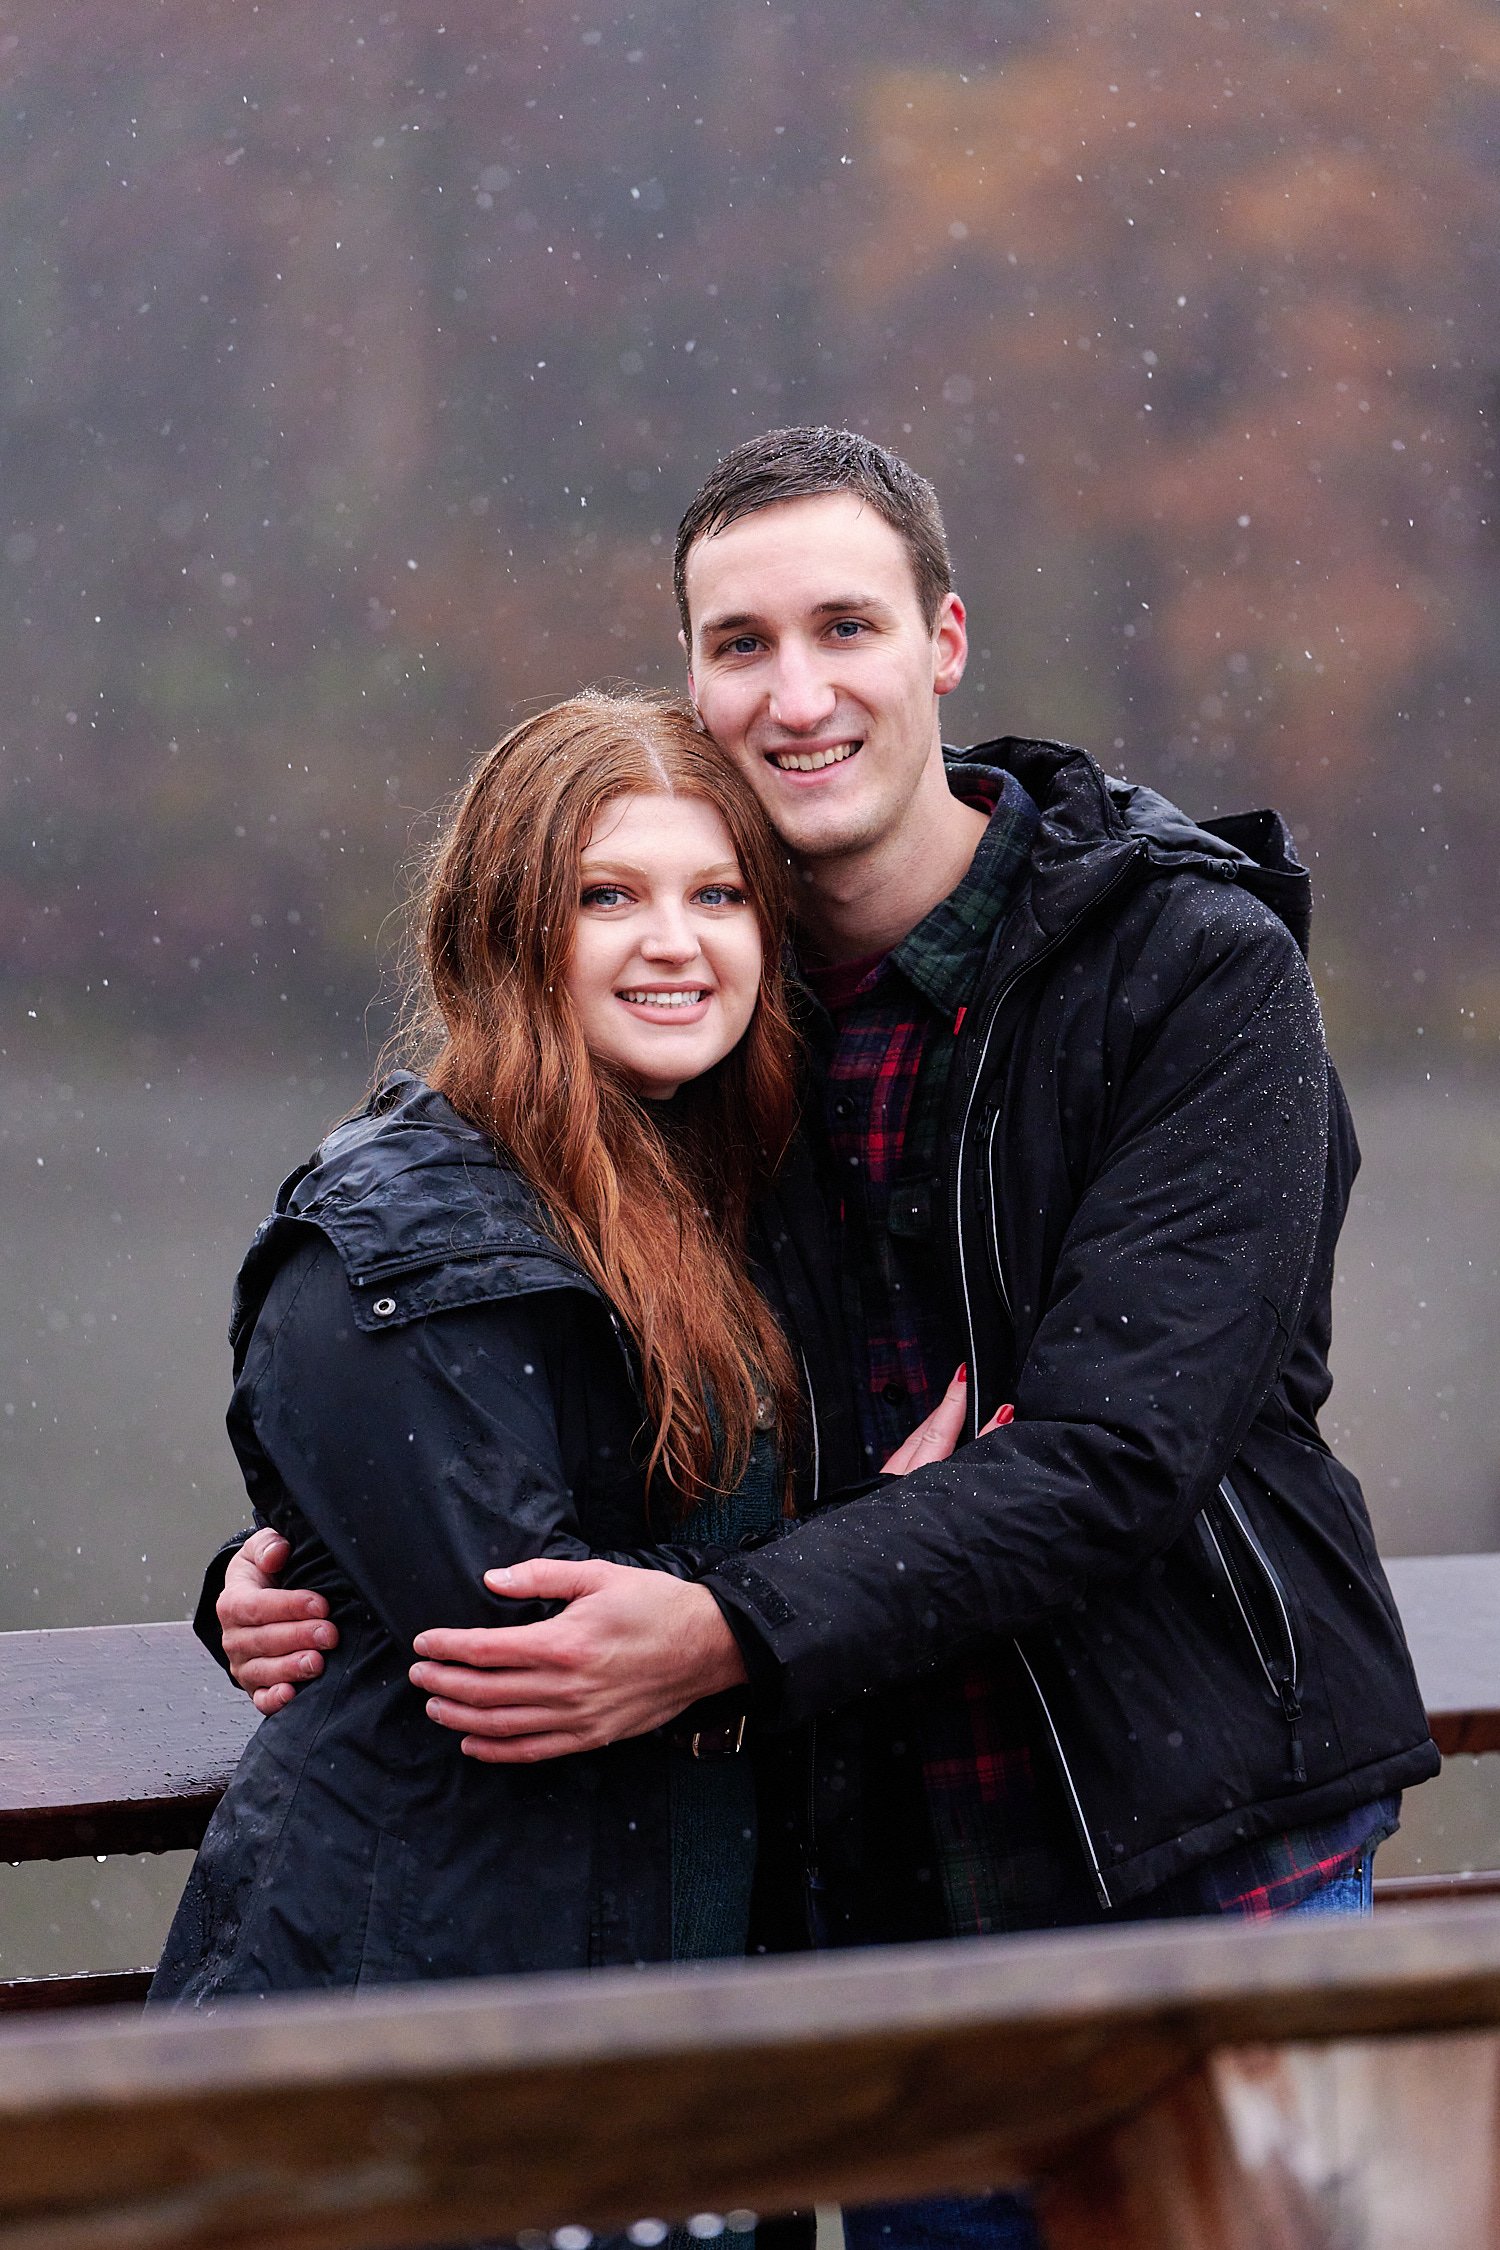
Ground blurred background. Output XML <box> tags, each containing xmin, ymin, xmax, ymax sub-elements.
<box><xmin>2</xmin><ymin>0</ymin><xmax>1498</xmax><ymax>1968</ymax></box>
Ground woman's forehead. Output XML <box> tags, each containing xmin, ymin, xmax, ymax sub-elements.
<box><xmin>580</xmin><ymin>790</ymin><xmax>741</xmax><ymax>865</ymax></box>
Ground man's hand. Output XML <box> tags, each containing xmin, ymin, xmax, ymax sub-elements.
<box><xmin>217</xmin><ymin>1528</ymin><xmax>339</xmax><ymax>1715</ymax></box>
<box><xmin>408</xmin><ymin>1558</ymin><xmax>747</xmax><ymax>1762</ymax></box>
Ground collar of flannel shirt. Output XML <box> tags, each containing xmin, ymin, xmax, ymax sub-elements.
<box><xmin>796</xmin><ymin>762</ymin><xmax>1041</xmax><ymax>1015</ymax></box>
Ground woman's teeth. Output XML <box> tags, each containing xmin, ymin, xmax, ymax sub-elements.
<box><xmin>770</xmin><ymin>742</ymin><xmax>858</xmax><ymax>773</ymax></box>
<box><xmin>619</xmin><ymin>989</ymin><xmax>707</xmax><ymax>1009</ymax></box>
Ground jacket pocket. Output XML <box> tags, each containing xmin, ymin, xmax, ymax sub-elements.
<box><xmin>1197</xmin><ymin>1477</ymin><xmax>1307</xmax><ymax>1785</ymax></box>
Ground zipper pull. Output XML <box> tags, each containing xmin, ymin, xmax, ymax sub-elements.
<box><xmin>1278</xmin><ymin>1681</ymin><xmax>1307</xmax><ymax>1785</ymax></box>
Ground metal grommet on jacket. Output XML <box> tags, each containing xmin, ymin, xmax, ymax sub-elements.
<box><xmin>371</xmin><ymin>1296</ymin><xmax>396</xmax><ymax>1318</ymax></box>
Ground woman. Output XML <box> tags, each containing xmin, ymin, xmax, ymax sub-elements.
<box><xmin>151</xmin><ymin>689</ymin><xmax>956</xmax><ymax>2000</ymax></box>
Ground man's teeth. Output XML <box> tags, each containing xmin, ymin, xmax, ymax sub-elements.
<box><xmin>619</xmin><ymin>989</ymin><xmax>707</xmax><ymax>1009</ymax></box>
<box><xmin>770</xmin><ymin>742</ymin><xmax>859</xmax><ymax>773</ymax></box>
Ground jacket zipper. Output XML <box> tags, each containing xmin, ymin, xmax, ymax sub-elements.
<box><xmin>951</xmin><ymin>843</ymin><xmax>1145</xmax><ymax>1436</ymax></box>
<box><xmin>1202</xmin><ymin>1477</ymin><xmax>1306</xmax><ymax>1784</ymax></box>
<box><xmin>795</xmin><ymin>1342</ymin><xmax>827</xmax><ymax>1945</ymax></box>
<box><xmin>982</xmin><ymin>1107</ymin><xmax>1014</xmax><ymax>1325</ymax></box>
<box><xmin>1012</xmin><ymin>1640</ymin><xmax>1113</xmax><ymax>1909</ymax></box>
<box><xmin>947</xmin><ymin>843</ymin><xmax>1146</xmax><ymax>1896</ymax></box>
<box><xmin>796</xmin><ymin>1345</ymin><xmax>823</xmax><ymax>1509</ymax></box>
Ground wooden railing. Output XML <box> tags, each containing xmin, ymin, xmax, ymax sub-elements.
<box><xmin>7</xmin><ymin>1903</ymin><xmax>1500</xmax><ymax>2246</ymax></box>
<box><xmin>3</xmin><ymin>1554</ymin><xmax>1499</xmax><ymax>2012</ymax></box>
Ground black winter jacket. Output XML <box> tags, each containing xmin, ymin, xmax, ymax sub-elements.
<box><xmin>154</xmin><ymin>1078</ymin><xmax>741</xmax><ymax>1999</ymax></box>
<box><xmin>709</xmin><ymin>737</ymin><xmax>1439</xmax><ymax>1910</ymax></box>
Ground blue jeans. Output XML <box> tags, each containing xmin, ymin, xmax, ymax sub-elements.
<box><xmin>840</xmin><ymin>1855</ymin><xmax>1375</xmax><ymax>2250</ymax></box>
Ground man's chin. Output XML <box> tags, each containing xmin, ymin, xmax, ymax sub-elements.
<box><xmin>775</xmin><ymin>798</ymin><xmax>891</xmax><ymax>864</ymax></box>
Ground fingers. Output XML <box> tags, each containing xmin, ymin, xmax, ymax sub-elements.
<box><xmin>422</xmin><ymin>1695</ymin><xmax>570</xmax><ymax>1738</ymax></box>
<box><xmin>481</xmin><ymin>1557</ymin><xmax>609</xmax><ymax>1602</ymax></box>
<box><xmin>410</xmin><ymin>1625</ymin><xmax>540</xmax><ymax>1667</ymax></box>
<box><xmin>252</xmin><ymin>1684</ymin><xmax>298</xmax><ymax>1716</ymax></box>
<box><xmin>218</xmin><ymin>1572</ymin><xmax>329</xmax><ymax>1632</ymax></box>
<box><xmin>979</xmin><ymin>1402</ymin><xmax>1017</xmax><ymax>1436</ymax></box>
<box><xmin>913</xmin><ymin>1366</ymin><xmax>971</xmax><ymax>1459</ymax></box>
<box><xmin>459</xmin><ymin>1730</ymin><xmax>597</xmax><ymax>1764</ymax></box>
<box><xmin>408</xmin><ymin>1658</ymin><xmax>553</xmax><ymax>1704</ymax></box>
<box><xmin>224</xmin><ymin>1619</ymin><xmax>337</xmax><ymax>1660</ymax></box>
<box><xmin>229</xmin><ymin>1648</ymin><xmax>326</xmax><ymax>1691</ymax></box>
<box><xmin>881</xmin><ymin>1364</ymin><xmax>969</xmax><ymax>1475</ymax></box>
<box><xmin>222</xmin><ymin>1528</ymin><xmax>300</xmax><ymax>1593</ymax></box>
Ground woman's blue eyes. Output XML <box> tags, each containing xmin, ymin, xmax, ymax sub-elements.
<box><xmin>579</xmin><ymin>884</ymin><xmax>748</xmax><ymax>909</ymax></box>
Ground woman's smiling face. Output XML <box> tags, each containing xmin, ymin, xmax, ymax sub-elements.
<box><xmin>564</xmin><ymin>790</ymin><xmax>765</xmax><ymax>1100</ymax></box>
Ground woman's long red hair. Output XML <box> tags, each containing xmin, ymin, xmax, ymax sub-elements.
<box><xmin>404</xmin><ymin>691</ymin><xmax>800</xmax><ymax>1514</ymax></box>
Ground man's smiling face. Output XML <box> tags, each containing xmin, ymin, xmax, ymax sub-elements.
<box><xmin>683</xmin><ymin>491</ymin><xmax>967</xmax><ymax>865</ymax></box>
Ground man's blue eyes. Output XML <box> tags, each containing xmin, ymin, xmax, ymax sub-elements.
<box><xmin>716</xmin><ymin>621</ymin><xmax>866</xmax><ymax>656</ymax></box>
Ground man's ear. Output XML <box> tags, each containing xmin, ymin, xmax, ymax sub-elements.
<box><xmin>933</xmin><ymin>591</ymin><xmax>968</xmax><ymax>699</ymax></box>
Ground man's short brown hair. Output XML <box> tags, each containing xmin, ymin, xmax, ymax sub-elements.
<box><xmin>673</xmin><ymin>426</ymin><xmax>953</xmax><ymax>639</ymax></box>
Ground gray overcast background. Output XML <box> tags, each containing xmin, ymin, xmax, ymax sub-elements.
<box><xmin>1</xmin><ymin>0</ymin><xmax>1497</xmax><ymax>1969</ymax></box>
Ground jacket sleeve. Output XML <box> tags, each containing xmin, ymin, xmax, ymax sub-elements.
<box><xmin>706</xmin><ymin>891</ymin><xmax>1333</xmax><ymax>1726</ymax></box>
<box><xmin>232</xmin><ymin>1238</ymin><xmax>704</xmax><ymax>1653</ymax></box>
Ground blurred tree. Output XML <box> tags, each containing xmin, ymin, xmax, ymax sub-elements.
<box><xmin>1</xmin><ymin>0</ymin><xmax>1495</xmax><ymax>1055</ymax></box>
<box><xmin>846</xmin><ymin>0</ymin><xmax>1500</xmax><ymax>1041</ymax></box>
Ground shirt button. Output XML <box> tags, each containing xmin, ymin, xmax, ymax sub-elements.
<box><xmin>832</xmin><ymin>1097</ymin><xmax>854</xmax><ymax>1120</ymax></box>
<box><xmin>881</xmin><ymin>1381</ymin><xmax>907</xmax><ymax>1406</ymax></box>
<box><xmin>753</xmin><ymin>1395</ymin><xmax>776</xmax><ymax>1430</ymax></box>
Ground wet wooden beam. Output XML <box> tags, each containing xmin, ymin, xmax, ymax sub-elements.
<box><xmin>0</xmin><ymin>1623</ymin><xmax>256</xmax><ymax>1862</ymax></box>
<box><xmin>6</xmin><ymin>1908</ymin><xmax>1500</xmax><ymax>2248</ymax></box>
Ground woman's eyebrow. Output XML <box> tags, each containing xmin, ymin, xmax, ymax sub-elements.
<box><xmin>579</xmin><ymin>857</ymin><xmax>745</xmax><ymax>882</ymax></box>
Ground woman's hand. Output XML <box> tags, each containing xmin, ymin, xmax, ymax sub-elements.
<box><xmin>880</xmin><ymin>1368</ymin><xmax>1013</xmax><ymax>1476</ymax></box>
<box><xmin>218</xmin><ymin>1529</ymin><xmax>339</xmax><ymax>1714</ymax></box>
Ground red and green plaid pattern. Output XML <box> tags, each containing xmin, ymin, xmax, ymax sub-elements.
<box><xmin>801</xmin><ymin>762</ymin><xmax>1395</xmax><ymax>1937</ymax></box>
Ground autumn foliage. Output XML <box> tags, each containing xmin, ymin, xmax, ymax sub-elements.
<box><xmin>1</xmin><ymin>0</ymin><xmax>1495</xmax><ymax>1055</ymax></box>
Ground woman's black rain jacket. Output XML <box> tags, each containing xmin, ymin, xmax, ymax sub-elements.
<box><xmin>154</xmin><ymin>1077</ymin><xmax>733</xmax><ymax>1999</ymax></box>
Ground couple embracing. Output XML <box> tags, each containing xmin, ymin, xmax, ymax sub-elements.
<box><xmin>153</xmin><ymin>429</ymin><xmax>1436</xmax><ymax>2250</ymax></box>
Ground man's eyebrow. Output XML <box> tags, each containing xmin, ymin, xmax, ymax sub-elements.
<box><xmin>698</xmin><ymin>592</ymin><xmax>896</xmax><ymax>639</ymax></box>
<box><xmin>810</xmin><ymin>593</ymin><xmax>895</xmax><ymax>618</ymax></box>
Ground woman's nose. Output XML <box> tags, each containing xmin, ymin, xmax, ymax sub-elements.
<box><xmin>639</xmin><ymin>909</ymin><xmax>701</xmax><ymax>962</ymax></box>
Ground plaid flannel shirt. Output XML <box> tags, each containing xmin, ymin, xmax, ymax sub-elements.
<box><xmin>800</xmin><ymin>762</ymin><xmax>1395</xmax><ymax>1936</ymax></box>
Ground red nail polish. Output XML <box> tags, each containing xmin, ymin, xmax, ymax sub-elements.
<box><xmin>996</xmin><ymin>1403</ymin><xmax>1015</xmax><ymax>1425</ymax></box>
<box><xmin>956</xmin><ymin>1363</ymin><xmax>968</xmax><ymax>1383</ymax></box>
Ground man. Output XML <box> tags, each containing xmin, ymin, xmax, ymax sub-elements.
<box><xmin>211</xmin><ymin>429</ymin><xmax>1436</xmax><ymax>2248</ymax></box>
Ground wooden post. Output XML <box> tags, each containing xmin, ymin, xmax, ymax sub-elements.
<box><xmin>1041</xmin><ymin>2034</ymin><xmax>1500</xmax><ymax>2250</ymax></box>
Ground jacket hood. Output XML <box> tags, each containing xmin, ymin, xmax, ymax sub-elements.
<box><xmin>951</xmin><ymin>735</ymin><xmax>1313</xmax><ymax>956</ymax></box>
<box><xmin>230</xmin><ymin>1073</ymin><xmax>593</xmax><ymax>1362</ymax></box>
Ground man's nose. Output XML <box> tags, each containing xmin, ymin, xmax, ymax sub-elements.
<box><xmin>768</xmin><ymin>642</ymin><xmax>838</xmax><ymax>733</ymax></box>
